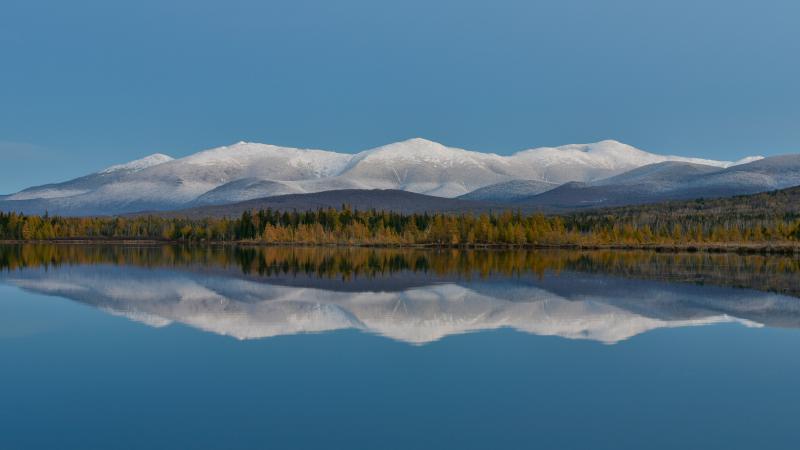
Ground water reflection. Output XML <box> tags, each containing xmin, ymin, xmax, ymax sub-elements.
<box><xmin>1</xmin><ymin>244</ymin><xmax>798</xmax><ymax>344</ymax></box>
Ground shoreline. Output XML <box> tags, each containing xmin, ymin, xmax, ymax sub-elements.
<box><xmin>1</xmin><ymin>239</ymin><xmax>798</xmax><ymax>254</ymax></box>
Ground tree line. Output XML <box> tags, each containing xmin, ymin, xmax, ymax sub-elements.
<box><xmin>1</xmin><ymin>206</ymin><xmax>799</xmax><ymax>247</ymax></box>
<box><xmin>2</xmin><ymin>244</ymin><xmax>798</xmax><ymax>297</ymax></box>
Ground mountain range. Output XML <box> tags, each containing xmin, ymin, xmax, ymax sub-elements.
<box><xmin>1</xmin><ymin>138</ymin><xmax>776</xmax><ymax>216</ymax></box>
<box><xmin>5</xmin><ymin>263</ymin><xmax>797</xmax><ymax>344</ymax></box>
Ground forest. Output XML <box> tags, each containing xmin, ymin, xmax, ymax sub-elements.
<box><xmin>1</xmin><ymin>203</ymin><xmax>799</xmax><ymax>249</ymax></box>
<box><xmin>1</xmin><ymin>244</ymin><xmax>798</xmax><ymax>298</ymax></box>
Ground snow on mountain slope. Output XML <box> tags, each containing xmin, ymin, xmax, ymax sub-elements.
<box><xmin>5</xmin><ymin>143</ymin><xmax>352</xmax><ymax>213</ymax></box>
<box><xmin>7</xmin><ymin>153</ymin><xmax>175</xmax><ymax>202</ymax></box>
<box><xmin>589</xmin><ymin>155</ymin><xmax>800</xmax><ymax>197</ymax></box>
<box><xmin>4</xmin><ymin>264</ymin><xmax>786</xmax><ymax>344</ymax></box>
<box><xmin>0</xmin><ymin>138</ymin><xmax>763</xmax><ymax>215</ymax></box>
<box><xmin>99</xmin><ymin>153</ymin><xmax>174</xmax><ymax>173</ymax></box>
<box><xmin>693</xmin><ymin>154</ymin><xmax>800</xmax><ymax>190</ymax></box>
<box><xmin>593</xmin><ymin>161</ymin><xmax>723</xmax><ymax>188</ymax></box>
<box><xmin>510</xmin><ymin>140</ymin><xmax>754</xmax><ymax>183</ymax></box>
<box><xmin>516</xmin><ymin>155</ymin><xmax>800</xmax><ymax>211</ymax></box>
<box><xmin>176</xmin><ymin>141</ymin><xmax>351</xmax><ymax>179</ymax></box>
<box><xmin>335</xmin><ymin>138</ymin><xmax>521</xmax><ymax>197</ymax></box>
<box><xmin>191</xmin><ymin>178</ymin><xmax>304</xmax><ymax>206</ymax></box>
<box><xmin>120</xmin><ymin>142</ymin><xmax>354</xmax><ymax>205</ymax></box>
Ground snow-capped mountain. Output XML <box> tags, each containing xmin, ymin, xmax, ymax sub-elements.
<box><xmin>5</xmin><ymin>153</ymin><xmax>175</xmax><ymax>202</ymax></box>
<box><xmin>505</xmin><ymin>141</ymin><xmax>750</xmax><ymax>183</ymax></box>
<box><xmin>4</xmin><ymin>264</ymin><xmax>793</xmax><ymax>344</ymax></box>
<box><xmin>0</xmin><ymin>138</ymin><xmax>760</xmax><ymax>215</ymax></box>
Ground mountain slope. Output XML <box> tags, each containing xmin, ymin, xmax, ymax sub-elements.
<box><xmin>458</xmin><ymin>179</ymin><xmax>559</xmax><ymax>201</ymax></box>
<box><xmin>516</xmin><ymin>155</ymin><xmax>800</xmax><ymax>211</ymax></box>
<box><xmin>593</xmin><ymin>161</ymin><xmax>723</xmax><ymax>186</ymax></box>
<box><xmin>508</xmin><ymin>140</ymin><xmax>743</xmax><ymax>182</ymax></box>
<box><xmin>191</xmin><ymin>178</ymin><xmax>303</xmax><ymax>205</ymax></box>
<box><xmin>332</xmin><ymin>138</ymin><xmax>523</xmax><ymax>197</ymax></box>
<box><xmin>574</xmin><ymin>184</ymin><xmax>800</xmax><ymax>221</ymax></box>
<box><xmin>4</xmin><ymin>153</ymin><xmax>174</xmax><ymax>202</ymax></box>
<box><xmin>155</xmin><ymin>189</ymin><xmax>508</xmax><ymax>218</ymax></box>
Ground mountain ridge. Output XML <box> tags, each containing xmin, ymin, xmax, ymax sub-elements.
<box><xmin>513</xmin><ymin>154</ymin><xmax>800</xmax><ymax>211</ymax></box>
<box><xmin>146</xmin><ymin>189</ymin><xmax>508</xmax><ymax>218</ymax></box>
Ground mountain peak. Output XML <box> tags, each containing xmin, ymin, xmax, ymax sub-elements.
<box><xmin>182</xmin><ymin>141</ymin><xmax>348</xmax><ymax>168</ymax></box>
<box><xmin>400</xmin><ymin>137</ymin><xmax>443</xmax><ymax>146</ymax></box>
<box><xmin>375</xmin><ymin>137</ymin><xmax>449</xmax><ymax>151</ymax></box>
<box><xmin>99</xmin><ymin>153</ymin><xmax>174</xmax><ymax>174</ymax></box>
<box><xmin>573</xmin><ymin>139</ymin><xmax>628</xmax><ymax>150</ymax></box>
<box><xmin>355</xmin><ymin>138</ymin><xmax>461</xmax><ymax>160</ymax></box>
<box><xmin>559</xmin><ymin>140</ymin><xmax>639</xmax><ymax>153</ymax></box>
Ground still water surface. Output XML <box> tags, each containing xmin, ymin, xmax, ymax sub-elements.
<box><xmin>1</xmin><ymin>245</ymin><xmax>799</xmax><ymax>449</ymax></box>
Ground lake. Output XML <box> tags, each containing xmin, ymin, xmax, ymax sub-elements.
<box><xmin>1</xmin><ymin>244</ymin><xmax>799</xmax><ymax>449</ymax></box>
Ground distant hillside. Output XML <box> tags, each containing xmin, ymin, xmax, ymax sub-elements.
<box><xmin>151</xmin><ymin>184</ymin><xmax>800</xmax><ymax>220</ymax></box>
<box><xmin>458</xmin><ymin>179</ymin><xmax>558</xmax><ymax>202</ymax></box>
<box><xmin>155</xmin><ymin>189</ymin><xmax>510</xmax><ymax>218</ymax></box>
<box><xmin>570</xmin><ymin>185</ymin><xmax>800</xmax><ymax>224</ymax></box>
<box><xmin>514</xmin><ymin>155</ymin><xmax>800</xmax><ymax>211</ymax></box>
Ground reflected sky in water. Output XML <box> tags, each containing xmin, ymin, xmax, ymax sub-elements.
<box><xmin>1</xmin><ymin>245</ymin><xmax>800</xmax><ymax>449</ymax></box>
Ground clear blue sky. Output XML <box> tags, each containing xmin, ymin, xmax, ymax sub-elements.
<box><xmin>1</xmin><ymin>0</ymin><xmax>799</xmax><ymax>193</ymax></box>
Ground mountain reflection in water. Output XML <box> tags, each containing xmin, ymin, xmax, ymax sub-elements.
<box><xmin>1</xmin><ymin>244</ymin><xmax>798</xmax><ymax>344</ymax></box>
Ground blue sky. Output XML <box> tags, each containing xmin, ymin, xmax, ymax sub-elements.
<box><xmin>1</xmin><ymin>0</ymin><xmax>799</xmax><ymax>193</ymax></box>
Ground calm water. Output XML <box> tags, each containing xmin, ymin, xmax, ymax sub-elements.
<box><xmin>1</xmin><ymin>245</ymin><xmax>799</xmax><ymax>450</ymax></box>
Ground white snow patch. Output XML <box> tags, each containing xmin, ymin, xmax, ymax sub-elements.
<box><xmin>100</xmin><ymin>153</ymin><xmax>174</xmax><ymax>173</ymax></box>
